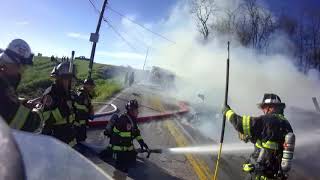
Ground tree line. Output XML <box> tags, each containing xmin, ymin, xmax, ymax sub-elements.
<box><xmin>191</xmin><ymin>0</ymin><xmax>320</xmax><ymax>74</ymax></box>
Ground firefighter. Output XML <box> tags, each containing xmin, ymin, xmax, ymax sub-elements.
<box><xmin>109</xmin><ymin>99</ymin><xmax>149</xmax><ymax>174</ymax></box>
<box><xmin>223</xmin><ymin>93</ymin><xmax>294</xmax><ymax>180</ymax></box>
<box><xmin>0</xmin><ymin>39</ymin><xmax>42</xmax><ymax>132</ymax></box>
<box><xmin>41</xmin><ymin>61</ymin><xmax>77</xmax><ymax>147</ymax></box>
<box><xmin>124</xmin><ymin>71</ymin><xmax>128</xmax><ymax>86</ymax></box>
<box><xmin>129</xmin><ymin>72</ymin><xmax>134</xmax><ymax>86</ymax></box>
<box><xmin>74</xmin><ymin>78</ymin><xmax>95</xmax><ymax>142</ymax></box>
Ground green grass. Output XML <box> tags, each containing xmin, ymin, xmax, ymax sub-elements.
<box><xmin>18</xmin><ymin>56</ymin><xmax>55</xmax><ymax>97</ymax></box>
<box><xmin>94</xmin><ymin>79</ymin><xmax>122</xmax><ymax>101</ymax></box>
<box><xmin>17</xmin><ymin>56</ymin><xmax>122</xmax><ymax>101</ymax></box>
<box><xmin>74</xmin><ymin>59</ymin><xmax>107</xmax><ymax>80</ymax></box>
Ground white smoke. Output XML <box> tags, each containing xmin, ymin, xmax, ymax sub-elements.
<box><xmin>144</xmin><ymin>0</ymin><xmax>320</xmax><ymax>143</ymax></box>
<box><xmin>149</xmin><ymin>0</ymin><xmax>320</xmax><ymax>114</ymax></box>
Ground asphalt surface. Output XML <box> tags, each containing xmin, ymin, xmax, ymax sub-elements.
<box><xmin>84</xmin><ymin>83</ymin><xmax>320</xmax><ymax>180</ymax></box>
<box><xmin>86</xmin><ymin>84</ymin><xmax>196</xmax><ymax>180</ymax></box>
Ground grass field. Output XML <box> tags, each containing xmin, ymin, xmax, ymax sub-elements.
<box><xmin>17</xmin><ymin>56</ymin><xmax>122</xmax><ymax>101</ymax></box>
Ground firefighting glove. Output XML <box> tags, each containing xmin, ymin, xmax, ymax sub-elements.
<box><xmin>139</xmin><ymin>140</ymin><xmax>149</xmax><ymax>151</ymax></box>
<box><xmin>243</xmin><ymin>163</ymin><xmax>254</xmax><ymax>172</ymax></box>
<box><xmin>222</xmin><ymin>104</ymin><xmax>231</xmax><ymax>115</ymax></box>
<box><xmin>238</xmin><ymin>133</ymin><xmax>249</xmax><ymax>143</ymax></box>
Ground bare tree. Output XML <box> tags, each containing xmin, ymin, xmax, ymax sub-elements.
<box><xmin>278</xmin><ymin>14</ymin><xmax>298</xmax><ymax>36</ymax></box>
<box><xmin>287</xmin><ymin>9</ymin><xmax>320</xmax><ymax>73</ymax></box>
<box><xmin>235</xmin><ymin>0</ymin><xmax>275</xmax><ymax>52</ymax></box>
<box><xmin>214</xmin><ymin>8</ymin><xmax>239</xmax><ymax>36</ymax></box>
<box><xmin>307</xmin><ymin>11</ymin><xmax>320</xmax><ymax>71</ymax></box>
<box><xmin>211</xmin><ymin>0</ymin><xmax>275</xmax><ymax>52</ymax></box>
<box><xmin>191</xmin><ymin>0</ymin><xmax>216</xmax><ymax>41</ymax></box>
<box><xmin>190</xmin><ymin>0</ymin><xmax>320</xmax><ymax>75</ymax></box>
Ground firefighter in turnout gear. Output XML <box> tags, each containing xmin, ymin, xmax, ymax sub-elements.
<box><xmin>74</xmin><ymin>78</ymin><xmax>95</xmax><ymax>142</ymax></box>
<box><xmin>223</xmin><ymin>93</ymin><xmax>295</xmax><ymax>180</ymax></box>
<box><xmin>110</xmin><ymin>99</ymin><xmax>149</xmax><ymax>173</ymax></box>
<box><xmin>0</xmin><ymin>39</ymin><xmax>42</xmax><ymax>132</ymax></box>
<box><xmin>41</xmin><ymin>61</ymin><xmax>77</xmax><ymax>147</ymax></box>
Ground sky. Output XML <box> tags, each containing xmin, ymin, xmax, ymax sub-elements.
<box><xmin>0</xmin><ymin>0</ymin><xmax>177</xmax><ymax>69</ymax></box>
<box><xmin>0</xmin><ymin>0</ymin><xmax>319</xmax><ymax>69</ymax></box>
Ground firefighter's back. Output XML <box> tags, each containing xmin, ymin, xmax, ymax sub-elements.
<box><xmin>41</xmin><ymin>84</ymin><xmax>76</xmax><ymax>145</ymax></box>
<box><xmin>253</xmin><ymin>113</ymin><xmax>293</xmax><ymax>178</ymax></box>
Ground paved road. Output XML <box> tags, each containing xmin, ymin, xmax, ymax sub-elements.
<box><xmin>86</xmin><ymin>84</ymin><xmax>196</xmax><ymax>179</ymax></box>
<box><xmin>84</xmin><ymin>84</ymin><xmax>320</xmax><ymax>180</ymax></box>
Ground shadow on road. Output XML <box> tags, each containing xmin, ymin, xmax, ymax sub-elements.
<box><xmin>129</xmin><ymin>157</ymin><xmax>181</xmax><ymax>180</ymax></box>
<box><xmin>77</xmin><ymin>143</ymin><xmax>181</xmax><ymax>180</ymax></box>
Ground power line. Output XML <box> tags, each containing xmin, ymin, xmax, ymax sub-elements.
<box><xmin>103</xmin><ymin>19</ymin><xmax>139</xmax><ymax>52</ymax></box>
<box><xmin>92</xmin><ymin>1</ymin><xmax>152</xmax><ymax>49</ymax></box>
<box><xmin>115</xmin><ymin>25</ymin><xmax>151</xmax><ymax>49</ymax></box>
<box><xmin>87</xmin><ymin>0</ymin><xmax>174</xmax><ymax>45</ymax></box>
<box><xmin>92</xmin><ymin>0</ymin><xmax>100</xmax><ymax>6</ymax></box>
<box><xmin>106</xmin><ymin>5</ymin><xmax>175</xmax><ymax>44</ymax></box>
<box><xmin>87</xmin><ymin>0</ymin><xmax>109</xmax><ymax>23</ymax></box>
<box><xmin>88</xmin><ymin>0</ymin><xmax>100</xmax><ymax>14</ymax></box>
<box><xmin>86</xmin><ymin>0</ymin><xmax>142</xmax><ymax>52</ymax></box>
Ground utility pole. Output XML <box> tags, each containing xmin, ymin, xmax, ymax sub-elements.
<box><xmin>143</xmin><ymin>47</ymin><xmax>149</xmax><ymax>71</ymax></box>
<box><xmin>88</xmin><ymin>0</ymin><xmax>108</xmax><ymax>79</ymax></box>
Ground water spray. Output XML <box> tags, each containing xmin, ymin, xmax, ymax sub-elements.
<box><xmin>167</xmin><ymin>143</ymin><xmax>253</xmax><ymax>155</ymax></box>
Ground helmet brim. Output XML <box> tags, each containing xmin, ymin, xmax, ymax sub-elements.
<box><xmin>51</xmin><ymin>73</ymin><xmax>74</xmax><ymax>79</ymax></box>
<box><xmin>3</xmin><ymin>49</ymin><xmax>33</xmax><ymax>65</ymax></box>
<box><xmin>257</xmin><ymin>103</ymin><xmax>286</xmax><ymax>109</ymax></box>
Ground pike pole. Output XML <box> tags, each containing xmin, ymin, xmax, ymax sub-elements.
<box><xmin>70</xmin><ymin>51</ymin><xmax>75</xmax><ymax>73</ymax></box>
<box><xmin>88</xmin><ymin>0</ymin><xmax>108</xmax><ymax>79</ymax></box>
<box><xmin>68</xmin><ymin>50</ymin><xmax>75</xmax><ymax>92</ymax></box>
<box><xmin>213</xmin><ymin>41</ymin><xmax>230</xmax><ymax>180</ymax></box>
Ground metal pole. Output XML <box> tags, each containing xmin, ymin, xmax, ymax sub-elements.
<box><xmin>70</xmin><ymin>51</ymin><xmax>75</xmax><ymax>73</ymax></box>
<box><xmin>312</xmin><ymin>97</ymin><xmax>320</xmax><ymax>112</ymax></box>
<box><xmin>213</xmin><ymin>41</ymin><xmax>230</xmax><ymax>180</ymax></box>
<box><xmin>68</xmin><ymin>50</ymin><xmax>75</xmax><ymax>95</ymax></box>
<box><xmin>88</xmin><ymin>0</ymin><xmax>108</xmax><ymax>79</ymax></box>
<box><xmin>143</xmin><ymin>47</ymin><xmax>149</xmax><ymax>70</ymax></box>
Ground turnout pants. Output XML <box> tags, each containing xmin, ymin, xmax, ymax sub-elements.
<box><xmin>113</xmin><ymin>150</ymin><xmax>137</xmax><ymax>173</ymax></box>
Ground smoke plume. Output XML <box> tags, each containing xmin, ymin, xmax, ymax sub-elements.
<box><xmin>148</xmin><ymin>0</ymin><xmax>320</xmax><ymax>142</ymax></box>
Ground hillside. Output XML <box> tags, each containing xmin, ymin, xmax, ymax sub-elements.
<box><xmin>17</xmin><ymin>56</ymin><xmax>122</xmax><ymax>101</ymax></box>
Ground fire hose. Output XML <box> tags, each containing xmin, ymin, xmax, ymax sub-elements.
<box><xmin>135</xmin><ymin>148</ymin><xmax>162</xmax><ymax>158</ymax></box>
